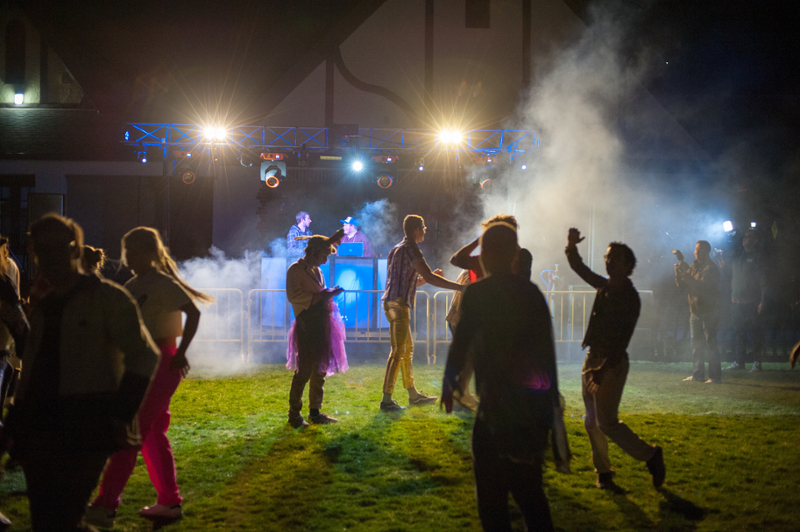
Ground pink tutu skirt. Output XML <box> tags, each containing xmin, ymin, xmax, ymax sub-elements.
<box><xmin>286</xmin><ymin>300</ymin><xmax>348</xmax><ymax>376</ymax></box>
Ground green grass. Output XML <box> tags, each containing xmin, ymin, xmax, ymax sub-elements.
<box><xmin>3</xmin><ymin>361</ymin><xmax>800</xmax><ymax>531</ymax></box>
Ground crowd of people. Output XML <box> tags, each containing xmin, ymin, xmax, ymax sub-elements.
<box><xmin>1</xmin><ymin>210</ymin><xmax>797</xmax><ymax>531</ymax></box>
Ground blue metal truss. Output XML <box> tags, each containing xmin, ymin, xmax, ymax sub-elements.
<box><xmin>125</xmin><ymin>124</ymin><xmax>538</xmax><ymax>155</ymax></box>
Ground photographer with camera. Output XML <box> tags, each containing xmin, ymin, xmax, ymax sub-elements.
<box><xmin>675</xmin><ymin>241</ymin><xmax>722</xmax><ymax>383</ymax></box>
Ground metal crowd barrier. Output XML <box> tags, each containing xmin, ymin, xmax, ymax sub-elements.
<box><xmin>192</xmin><ymin>288</ymin><xmax>245</xmax><ymax>360</ymax></box>
<box><xmin>246</xmin><ymin>289</ymin><xmax>431</xmax><ymax>363</ymax></box>
<box><xmin>432</xmin><ymin>290</ymin><xmax>655</xmax><ymax>360</ymax></box>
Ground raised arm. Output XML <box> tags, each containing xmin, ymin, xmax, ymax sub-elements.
<box><xmin>565</xmin><ymin>228</ymin><xmax>606</xmax><ymax>289</ymax></box>
<box><xmin>450</xmin><ymin>237</ymin><xmax>481</xmax><ymax>271</ymax></box>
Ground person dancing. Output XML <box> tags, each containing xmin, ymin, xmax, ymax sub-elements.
<box><xmin>565</xmin><ymin>228</ymin><xmax>665</xmax><ymax>490</ymax></box>
<box><xmin>87</xmin><ymin>227</ymin><xmax>213</xmax><ymax>526</ymax></box>
<box><xmin>380</xmin><ymin>215</ymin><xmax>463</xmax><ymax>411</ymax></box>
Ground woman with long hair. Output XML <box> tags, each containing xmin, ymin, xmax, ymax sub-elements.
<box><xmin>86</xmin><ymin>227</ymin><xmax>213</xmax><ymax>526</ymax></box>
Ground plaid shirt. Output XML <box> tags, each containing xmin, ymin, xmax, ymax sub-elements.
<box><xmin>287</xmin><ymin>225</ymin><xmax>313</xmax><ymax>256</ymax></box>
<box><xmin>382</xmin><ymin>238</ymin><xmax>424</xmax><ymax>308</ymax></box>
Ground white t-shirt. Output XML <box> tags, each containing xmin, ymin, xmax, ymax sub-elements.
<box><xmin>125</xmin><ymin>269</ymin><xmax>193</xmax><ymax>341</ymax></box>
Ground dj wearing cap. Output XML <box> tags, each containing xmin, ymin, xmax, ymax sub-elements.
<box><xmin>339</xmin><ymin>217</ymin><xmax>373</xmax><ymax>257</ymax></box>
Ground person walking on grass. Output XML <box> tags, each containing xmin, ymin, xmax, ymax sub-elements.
<box><xmin>565</xmin><ymin>228</ymin><xmax>665</xmax><ymax>490</ymax></box>
<box><xmin>443</xmin><ymin>221</ymin><xmax>561</xmax><ymax>532</ymax></box>
<box><xmin>1</xmin><ymin>215</ymin><xmax>159</xmax><ymax>532</ymax></box>
<box><xmin>86</xmin><ymin>227</ymin><xmax>214</xmax><ymax>527</ymax></box>
<box><xmin>675</xmin><ymin>240</ymin><xmax>722</xmax><ymax>384</ymax></box>
<box><xmin>380</xmin><ymin>215</ymin><xmax>464</xmax><ymax>412</ymax></box>
<box><xmin>285</xmin><ymin>230</ymin><xmax>349</xmax><ymax>428</ymax></box>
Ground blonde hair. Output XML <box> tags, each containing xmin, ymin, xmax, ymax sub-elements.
<box><xmin>122</xmin><ymin>227</ymin><xmax>214</xmax><ymax>304</ymax></box>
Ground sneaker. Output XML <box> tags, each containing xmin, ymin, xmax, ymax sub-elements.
<box><xmin>309</xmin><ymin>412</ymin><xmax>338</xmax><ymax>424</ymax></box>
<box><xmin>408</xmin><ymin>393</ymin><xmax>438</xmax><ymax>406</ymax></box>
<box><xmin>84</xmin><ymin>504</ymin><xmax>116</xmax><ymax>529</ymax></box>
<box><xmin>288</xmin><ymin>412</ymin><xmax>309</xmax><ymax>428</ymax></box>
<box><xmin>724</xmin><ymin>361</ymin><xmax>745</xmax><ymax>371</ymax></box>
<box><xmin>646</xmin><ymin>446</ymin><xmax>666</xmax><ymax>488</ymax></box>
<box><xmin>139</xmin><ymin>503</ymin><xmax>182</xmax><ymax>519</ymax></box>
<box><xmin>750</xmin><ymin>361</ymin><xmax>763</xmax><ymax>373</ymax></box>
<box><xmin>380</xmin><ymin>399</ymin><xmax>406</xmax><ymax>412</ymax></box>
<box><xmin>704</xmin><ymin>379</ymin><xmax>721</xmax><ymax>384</ymax></box>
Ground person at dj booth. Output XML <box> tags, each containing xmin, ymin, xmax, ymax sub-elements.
<box><xmin>338</xmin><ymin>216</ymin><xmax>373</xmax><ymax>257</ymax></box>
<box><xmin>287</xmin><ymin>211</ymin><xmax>313</xmax><ymax>257</ymax></box>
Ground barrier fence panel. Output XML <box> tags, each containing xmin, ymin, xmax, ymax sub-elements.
<box><xmin>246</xmin><ymin>289</ymin><xmax>431</xmax><ymax>363</ymax></box>
<box><xmin>192</xmin><ymin>289</ymin><xmax>244</xmax><ymax>360</ymax></box>
<box><xmin>432</xmin><ymin>290</ymin><xmax>654</xmax><ymax>361</ymax></box>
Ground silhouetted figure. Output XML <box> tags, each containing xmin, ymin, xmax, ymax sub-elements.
<box><xmin>443</xmin><ymin>222</ymin><xmax>560</xmax><ymax>532</ymax></box>
<box><xmin>722</xmin><ymin>229</ymin><xmax>768</xmax><ymax>372</ymax></box>
<box><xmin>565</xmin><ymin>228</ymin><xmax>665</xmax><ymax>490</ymax></box>
<box><xmin>2</xmin><ymin>215</ymin><xmax>159</xmax><ymax>532</ymax></box>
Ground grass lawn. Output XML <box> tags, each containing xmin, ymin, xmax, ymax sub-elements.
<box><xmin>2</xmin><ymin>361</ymin><xmax>800</xmax><ymax>531</ymax></box>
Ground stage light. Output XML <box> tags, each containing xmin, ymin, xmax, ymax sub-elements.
<box><xmin>352</xmin><ymin>161</ymin><xmax>364</xmax><ymax>172</ymax></box>
<box><xmin>141</xmin><ymin>156</ymin><xmax>147</xmax><ymax>163</ymax></box>
<box><xmin>181</xmin><ymin>171</ymin><xmax>196</xmax><ymax>185</ymax></box>
<box><xmin>261</xmin><ymin>161</ymin><xmax>286</xmax><ymax>187</ymax></box>
<box><xmin>14</xmin><ymin>92</ymin><xmax>23</xmax><ymax>105</ymax></box>
<box><xmin>418</xmin><ymin>165</ymin><xmax>424</xmax><ymax>171</ymax></box>
<box><xmin>723</xmin><ymin>221</ymin><xmax>733</xmax><ymax>232</ymax></box>
<box><xmin>751</xmin><ymin>222</ymin><xmax>757</xmax><ymax>228</ymax></box>
<box><xmin>480</xmin><ymin>178</ymin><xmax>493</xmax><ymax>191</ymax></box>
<box><xmin>521</xmin><ymin>164</ymin><xmax>527</xmax><ymax>170</ymax></box>
<box><xmin>260</xmin><ymin>152</ymin><xmax>285</xmax><ymax>161</ymax></box>
<box><xmin>204</xmin><ymin>126</ymin><xmax>226</xmax><ymax>141</ymax></box>
<box><xmin>439</xmin><ymin>129</ymin><xmax>463</xmax><ymax>145</ymax></box>
<box><xmin>377</xmin><ymin>175</ymin><xmax>393</xmax><ymax>188</ymax></box>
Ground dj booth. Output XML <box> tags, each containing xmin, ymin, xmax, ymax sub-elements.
<box><xmin>260</xmin><ymin>256</ymin><xmax>388</xmax><ymax>330</ymax></box>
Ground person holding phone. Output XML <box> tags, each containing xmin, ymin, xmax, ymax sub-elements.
<box><xmin>285</xmin><ymin>230</ymin><xmax>348</xmax><ymax>427</ymax></box>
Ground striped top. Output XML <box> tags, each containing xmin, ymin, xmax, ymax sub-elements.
<box><xmin>382</xmin><ymin>238</ymin><xmax>425</xmax><ymax>308</ymax></box>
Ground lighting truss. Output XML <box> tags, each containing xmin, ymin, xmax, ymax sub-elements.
<box><xmin>124</xmin><ymin>124</ymin><xmax>539</xmax><ymax>156</ymax></box>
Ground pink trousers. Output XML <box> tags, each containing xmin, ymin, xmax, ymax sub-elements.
<box><xmin>93</xmin><ymin>344</ymin><xmax>183</xmax><ymax>510</ymax></box>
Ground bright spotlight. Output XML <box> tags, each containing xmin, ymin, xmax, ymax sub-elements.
<box><xmin>521</xmin><ymin>164</ymin><xmax>527</xmax><ymax>170</ymax></box>
<box><xmin>377</xmin><ymin>175</ymin><xmax>393</xmax><ymax>188</ymax></box>
<box><xmin>418</xmin><ymin>165</ymin><xmax>424</xmax><ymax>172</ymax></box>
<box><xmin>439</xmin><ymin>129</ymin><xmax>463</xmax><ymax>145</ymax></box>
<box><xmin>14</xmin><ymin>93</ymin><xmax>24</xmax><ymax>105</ymax></box>
<box><xmin>141</xmin><ymin>156</ymin><xmax>147</xmax><ymax>163</ymax></box>
<box><xmin>723</xmin><ymin>221</ymin><xmax>733</xmax><ymax>232</ymax></box>
<box><xmin>204</xmin><ymin>127</ymin><xmax>226</xmax><ymax>141</ymax></box>
<box><xmin>750</xmin><ymin>222</ymin><xmax>757</xmax><ymax>228</ymax></box>
<box><xmin>352</xmin><ymin>161</ymin><xmax>363</xmax><ymax>171</ymax></box>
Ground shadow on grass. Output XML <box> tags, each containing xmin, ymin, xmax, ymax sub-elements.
<box><xmin>654</xmin><ymin>487</ymin><xmax>707</xmax><ymax>531</ymax></box>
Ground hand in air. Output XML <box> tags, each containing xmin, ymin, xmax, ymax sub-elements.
<box><xmin>567</xmin><ymin>228</ymin><xmax>585</xmax><ymax>247</ymax></box>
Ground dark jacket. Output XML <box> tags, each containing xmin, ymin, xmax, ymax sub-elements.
<box><xmin>676</xmin><ymin>258</ymin><xmax>720</xmax><ymax>316</ymax></box>
<box><xmin>445</xmin><ymin>272</ymin><xmax>558</xmax><ymax>461</ymax></box>
<box><xmin>565</xmin><ymin>247</ymin><xmax>640</xmax><ymax>357</ymax></box>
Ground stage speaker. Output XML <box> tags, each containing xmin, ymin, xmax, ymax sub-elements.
<box><xmin>28</xmin><ymin>193</ymin><xmax>65</xmax><ymax>222</ymax></box>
